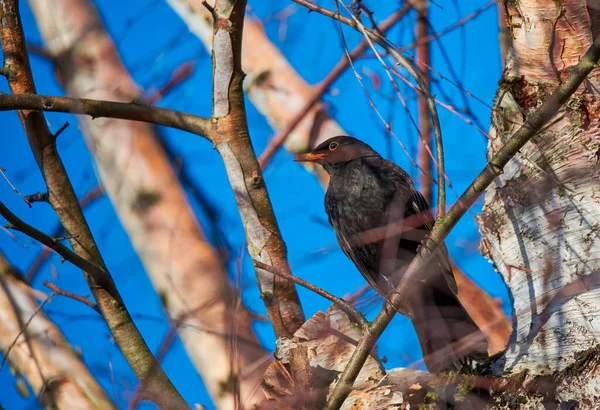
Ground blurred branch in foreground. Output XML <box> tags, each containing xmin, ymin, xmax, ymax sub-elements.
<box><xmin>0</xmin><ymin>251</ymin><xmax>116</xmax><ymax>410</ymax></box>
<box><xmin>26</xmin><ymin>0</ymin><xmax>269</xmax><ymax>407</ymax></box>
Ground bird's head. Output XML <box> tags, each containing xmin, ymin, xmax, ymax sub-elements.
<box><xmin>294</xmin><ymin>136</ymin><xmax>379</xmax><ymax>170</ymax></box>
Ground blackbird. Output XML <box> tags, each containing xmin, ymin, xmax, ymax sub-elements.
<box><xmin>295</xmin><ymin>135</ymin><xmax>488</xmax><ymax>372</ymax></box>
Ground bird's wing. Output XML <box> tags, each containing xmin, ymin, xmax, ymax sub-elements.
<box><xmin>405</xmin><ymin>188</ymin><xmax>458</xmax><ymax>296</ymax></box>
<box><xmin>335</xmin><ymin>228</ymin><xmax>391</xmax><ymax>296</ymax></box>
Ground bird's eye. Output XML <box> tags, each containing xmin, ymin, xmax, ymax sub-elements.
<box><xmin>329</xmin><ymin>141</ymin><xmax>339</xmax><ymax>151</ymax></box>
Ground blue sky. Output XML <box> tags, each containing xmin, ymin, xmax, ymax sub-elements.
<box><xmin>0</xmin><ymin>1</ymin><xmax>508</xmax><ymax>409</ymax></box>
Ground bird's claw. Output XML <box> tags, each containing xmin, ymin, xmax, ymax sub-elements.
<box><xmin>417</xmin><ymin>236</ymin><xmax>434</xmax><ymax>254</ymax></box>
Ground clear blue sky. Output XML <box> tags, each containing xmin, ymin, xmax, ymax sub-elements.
<box><xmin>0</xmin><ymin>1</ymin><xmax>508</xmax><ymax>409</ymax></box>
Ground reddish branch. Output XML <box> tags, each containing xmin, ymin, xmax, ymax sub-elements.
<box><xmin>145</xmin><ymin>61</ymin><xmax>196</xmax><ymax>104</ymax></box>
<box><xmin>42</xmin><ymin>281</ymin><xmax>100</xmax><ymax>313</ymax></box>
<box><xmin>414</xmin><ymin>0</ymin><xmax>433</xmax><ymax>205</ymax></box>
<box><xmin>258</xmin><ymin>5</ymin><xmax>410</xmax><ymax>168</ymax></box>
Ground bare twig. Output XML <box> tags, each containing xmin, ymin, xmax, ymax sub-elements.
<box><xmin>258</xmin><ymin>4</ymin><xmax>410</xmax><ymax>168</ymax></box>
<box><xmin>253</xmin><ymin>260</ymin><xmax>368</xmax><ymax>329</ymax></box>
<box><xmin>22</xmin><ymin>191</ymin><xmax>48</xmax><ymax>204</ymax></box>
<box><xmin>145</xmin><ymin>61</ymin><xmax>196</xmax><ymax>104</ymax></box>
<box><xmin>42</xmin><ymin>281</ymin><xmax>100</xmax><ymax>313</ymax></box>
<box><xmin>0</xmin><ymin>167</ymin><xmax>31</xmax><ymax>207</ymax></box>
<box><xmin>25</xmin><ymin>186</ymin><xmax>103</xmax><ymax>283</ymax></box>
<box><xmin>0</xmin><ymin>291</ymin><xmax>54</xmax><ymax>372</ymax></box>
<box><xmin>52</xmin><ymin>121</ymin><xmax>70</xmax><ymax>139</ymax></box>
<box><xmin>398</xmin><ymin>0</ymin><xmax>497</xmax><ymax>52</ymax></box>
<box><xmin>324</xmin><ymin>27</ymin><xmax>600</xmax><ymax>410</ymax></box>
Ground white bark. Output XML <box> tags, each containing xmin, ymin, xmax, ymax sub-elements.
<box><xmin>27</xmin><ymin>1</ymin><xmax>269</xmax><ymax>408</ymax></box>
<box><xmin>166</xmin><ymin>0</ymin><xmax>345</xmax><ymax>183</ymax></box>
<box><xmin>0</xmin><ymin>253</ymin><xmax>116</xmax><ymax>410</ymax></box>
<box><xmin>478</xmin><ymin>0</ymin><xmax>600</xmax><ymax>406</ymax></box>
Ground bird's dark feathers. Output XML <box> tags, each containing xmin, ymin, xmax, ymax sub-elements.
<box><xmin>312</xmin><ymin>136</ymin><xmax>487</xmax><ymax>372</ymax></box>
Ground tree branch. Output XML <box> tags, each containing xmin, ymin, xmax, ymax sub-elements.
<box><xmin>324</xmin><ymin>15</ymin><xmax>600</xmax><ymax>410</ymax></box>
<box><xmin>253</xmin><ymin>260</ymin><xmax>368</xmax><ymax>329</ymax></box>
<box><xmin>414</xmin><ymin>0</ymin><xmax>433</xmax><ymax>205</ymax></box>
<box><xmin>299</xmin><ymin>0</ymin><xmax>446</xmax><ymax>218</ymax></box>
<box><xmin>210</xmin><ymin>0</ymin><xmax>305</xmax><ymax>338</ymax></box>
<box><xmin>0</xmin><ymin>93</ymin><xmax>212</xmax><ymax>139</ymax></box>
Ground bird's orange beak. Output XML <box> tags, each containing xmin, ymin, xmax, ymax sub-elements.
<box><xmin>294</xmin><ymin>151</ymin><xmax>327</xmax><ymax>163</ymax></box>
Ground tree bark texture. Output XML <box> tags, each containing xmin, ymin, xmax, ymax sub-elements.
<box><xmin>26</xmin><ymin>0</ymin><xmax>269</xmax><ymax>407</ymax></box>
<box><xmin>166</xmin><ymin>0</ymin><xmax>345</xmax><ymax>185</ymax></box>
<box><xmin>0</xmin><ymin>252</ymin><xmax>116</xmax><ymax>410</ymax></box>
<box><xmin>478</xmin><ymin>0</ymin><xmax>600</xmax><ymax>406</ymax></box>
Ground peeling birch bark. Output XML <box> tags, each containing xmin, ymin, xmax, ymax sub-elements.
<box><xmin>478</xmin><ymin>0</ymin><xmax>600</xmax><ymax>406</ymax></box>
<box><xmin>166</xmin><ymin>0</ymin><xmax>344</xmax><ymax>184</ymax></box>
<box><xmin>26</xmin><ymin>0</ymin><xmax>268</xmax><ymax>408</ymax></box>
<box><xmin>209</xmin><ymin>0</ymin><xmax>306</xmax><ymax>338</ymax></box>
<box><xmin>0</xmin><ymin>253</ymin><xmax>116</xmax><ymax>410</ymax></box>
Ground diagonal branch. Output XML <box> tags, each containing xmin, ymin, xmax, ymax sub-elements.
<box><xmin>253</xmin><ymin>260</ymin><xmax>368</xmax><ymax>329</ymax></box>
<box><xmin>324</xmin><ymin>27</ymin><xmax>600</xmax><ymax>410</ymax></box>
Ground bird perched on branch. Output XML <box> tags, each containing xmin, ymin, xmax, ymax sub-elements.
<box><xmin>295</xmin><ymin>135</ymin><xmax>488</xmax><ymax>372</ymax></box>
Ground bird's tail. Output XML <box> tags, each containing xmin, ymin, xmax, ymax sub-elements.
<box><xmin>410</xmin><ymin>285</ymin><xmax>488</xmax><ymax>373</ymax></box>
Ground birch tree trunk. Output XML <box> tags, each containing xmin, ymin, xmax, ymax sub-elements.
<box><xmin>26</xmin><ymin>0</ymin><xmax>268</xmax><ymax>408</ymax></box>
<box><xmin>0</xmin><ymin>252</ymin><xmax>116</xmax><ymax>410</ymax></box>
<box><xmin>478</xmin><ymin>0</ymin><xmax>600</xmax><ymax>406</ymax></box>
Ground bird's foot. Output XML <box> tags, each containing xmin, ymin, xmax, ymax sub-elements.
<box><xmin>416</xmin><ymin>236</ymin><xmax>434</xmax><ymax>255</ymax></box>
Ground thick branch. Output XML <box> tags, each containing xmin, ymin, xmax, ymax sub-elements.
<box><xmin>210</xmin><ymin>0</ymin><xmax>305</xmax><ymax>337</ymax></box>
<box><xmin>325</xmin><ymin>21</ymin><xmax>600</xmax><ymax>410</ymax></box>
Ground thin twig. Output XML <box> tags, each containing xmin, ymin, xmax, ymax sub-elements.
<box><xmin>398</xmin><ymin>0</ymin><xmax>497</xmax><ymax>52</ymax></box>
<box><xmin>22</xmin><ymin>191</ymin><xmax>49</xmax><ymax>204</ymax></box>
<box><xmin>258</xmin><ymin>4</ymin><xmax>411</xmax><ymax>168</ymax></box>
<box><xmin>0</xmin><ymin>167</ymin><xmax>31</xmax><ymax>207</ymax></box>
<box><xmin>323</xmin><ymin>27</ymin><xmax>600</xmax><ymax>410</ymax></box>
<box><xmin>42</xmin><ymin>281</ymin><xmax>100</xmax><ymax>313</ymax></box>
<box><xmin>0</xmin><ymin>200</ymin><xmax>109</xmax><ymax>284</ymax></box>
<box><xmin>53</xmin><ymin>121</ymin><xmax>70</xmax><ymax>139</ymax></box>
<box><xmin>0</xmin><ymin>291</ymin><xmax>54</xmax><ymax>372</ymax></box>
<box><xmin>331</xmin><ymin>0</ymin><xmax>447</xmax><ymax>217</ymax></box>
<box><xmin>25</xmin><ymin>186</ymin><xmax>104</xmax><ymax>283</ymax></box>
<box><xmin>253</xmin><ymin>260</ymin><xmax>368</xmax><ymax>329</ymax></box>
